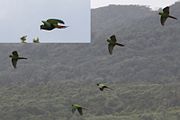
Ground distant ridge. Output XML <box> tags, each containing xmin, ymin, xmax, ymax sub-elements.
<box><xmin>0</xmin><ymin>2</ymin><xmax>179</xmax><ymax>85</ymax></box>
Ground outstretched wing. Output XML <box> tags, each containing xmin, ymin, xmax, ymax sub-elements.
<box><xmin>163</xmin><ymin>6</ymin><xmax>169</xmax><ymax>14</ymax></box>
<box><xmin>77</xmin><ymin>108</ymin><xmax>83</xmax><ymax>115</ymax></box>
<box><xmin>42</xmin><ymin>21</ymin><xmax>52</xmax><ymax>27</ymax></box>
<box><xmin>20</xmin><ymin>35</ymin><xmax>27</xmax><ymax>40</ymax></box>
<box><xmin>36</xmin><ymin>37</ymin><xmax>39</xmax><ymax>41</ymax></box>
<box><xmin>12</xmin><ymin>59</ymin><xmax>17</xmax><ymax>69</ymax></box>
<box><xmin>33</xmin><ymin>37</ymin><xmax>40</xmax><ymax>43</ymax></box>
<box><xmin>103</xmin><ymin>86</ymin><xmax>113</xmax><ymax>90</ymax></box>
<box><xmin>47</xmin><ymin>19</ymin><xmax>65</xmax><ymax>25</ymax></box>
<box><xmin>99</xmin><ymin>87</ymin><xmax>104</xmax><ymax>91</ymax></box>
<box><xmin>110</xmin><ymin>35</ymin><xmax>117</xmax><ymax>43</ymax></box>
<box><xmin>160</xmin><ymin>16</ymin><xmax>167</xmax><ymax>26</ymax></box>
<box><xmin>116</xmin><ymin>43</ymin><xmax>125</xmax><ymax>47</ymax></box>
<box><xmin>72</xmin><ymin>108</ymin><xmax>76</xmax><ymax>114</ymax></box>
<box><xmin>12</xmin><ymin>51</ymin><xmax>19</xmax><ymax>57</ymax></box>
<box><xmin>108</xmin><ymin>44</ymin><xmax>115</xmax><ymax>55</ymax></box>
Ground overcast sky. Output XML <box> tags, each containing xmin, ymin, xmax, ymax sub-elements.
<box><xmin>0</xmin><ymin>0</ymin><xmax>90</xmax><ymax>43</ymax></box>
<box><xmin>1</xmin><ymin>0</ymin><xmax>180</xmax><ymax>43</ymax></box>
<box><xmin>91</xmin><ymin>0</ymin><xmax>180</xmax><ymax>10</ymax></box>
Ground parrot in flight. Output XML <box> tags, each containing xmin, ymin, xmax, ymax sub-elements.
<box><xmin>107</xmin><ymin>35</ymin><xmax>124</xmax><ymax>55</ymax></box>
<box><xmin>20</xmin><ymin>35</ymin><xmax>27</xmax><ymax>43</ymax></box>
<box><xmin>97</xmin><ymin>83</ymin><xmax>113</xmax><ymax>91</ymax></box>
<box><xmin>159</xmin><ymin>6</ymin><xmax>177</xmax><ymax>26</ymax></box>
<box><xmin>72</xmin><ymin>104</ymin><xmax>88</xmax><ymax>115</ymax></box>
<box><xmin>33</xmin><ymin>37</ymin><xmax>40</xmax><ymax>43</ymax></box>
<box><xmin>9</xmin><ymin>51</ymin><xmax>27</xmax><ymax>69</ymax></box>
<box><xmin>40</xmin><ymin>19</ymin><xmax>68</xmax><ymax>31</ymax></box>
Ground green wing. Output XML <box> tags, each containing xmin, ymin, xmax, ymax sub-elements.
<box><xmin>42</xmin><ymin>21</ymin><xmax>52</xmax><ymax>27</ymax></box>
<box><xmin>160</xmin><ymin>16</ymin><xmax>167</xmax><ymax>26</ymax></box>
<box><xmin>12</xmin><ymin>59</ymin><xmax>17</xmax><ymax>68</ymax></box>
<box><xmin>108</xmin><ymin>43</ymin><xmax>115</xmax><ymax>55</ymax></box>
<box><xmin>33</xmin><ymin>37</ymin><xmax>39</xmax><ymax>43</ymax></box>
<box><xmin>37</xmin><ymin>37</ymin><xmax>39</xmax><ymax>42</ymax></box>
<box><xmin>110</xmin><ymin>35</ymin><xmax>117</xmax><ymax>43</ymax></box>
<box><xmin>77</xmin><ymin>108</ymin><xmax>83</xmax><ymax>115</ymax></box>
<box><xmin>20</xmin><ymin>36</ymin><xmax>27</xmax><ymax>43</ymax></box>
<box><xmin>163</xmin><ymin>7</ymin><xmax>169</xmax><ymax>14</ymax></box>
<box><xmin>20</xmin><ymin>35</ymin><xmax>27</xmax><ymax>40</ymax></box>
<box><xmin>47</xmin><ymin>19</ymin><xmax>65</xmax><ymax>25</ymax></box>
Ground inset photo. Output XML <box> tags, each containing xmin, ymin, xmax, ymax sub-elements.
<box><xmin>0</xmin><ymin>0</ymin><xmax>90</xmax><ymax>43</ymax></box>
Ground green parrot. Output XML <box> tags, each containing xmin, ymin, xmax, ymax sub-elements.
<box><xmin>40</xmin><ymin>19</ymin><xmax>68</xmax><ymax>31</ymax></box>
<box><xmin>33</xmin><ymin>37</ymin><xmax>40</xmax><ymax>43</ymax></box>
<box><xmin>9</xmin><ymin>51</ymin><xmax>27</xmax><ymax>69</ymax></box>
<box><xmin>97</xmin><ymin>83</ymin><xmax>113</xmax><ymax>91</ymax></box>
<box><xmin>20</xmin><ymin>35</ymin><xmax>27</xmax><ymax>43</ymax></box>
<box><xmin>72</xmin><ymin>104</ymin><xmax>87</xmax><ymax>115</ymax></box>
<box><xmin>159</xmin><ymin>6</ymin><xmax>177</xmax><ymax>26</ymax></box>
<box><xmin>107</xmin><ymin>35</ymin><xmax>124</xmax><ymax>55</ymax></box>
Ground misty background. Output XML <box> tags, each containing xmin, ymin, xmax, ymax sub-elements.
<box><xmin>91</xmin><ymin>0</ymin><xmax>180</xmax><ymax>10</ymax></box>
<box><xmin>0</xmin><ymin>1</ymin><xmax>180</xmax><ymax>120</ymax></box>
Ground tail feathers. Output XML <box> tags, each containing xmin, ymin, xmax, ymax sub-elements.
<box><xmin>104</xmin><ymin>86</ymin><xmax>113</xmax><ymax>90</ymax></box>
<box><xmin>82</xmin><ymin>107</ymin><xmax>88</xmax><ymax>110</ymax></box>
<box><xmin>18</xmin><ymin>57</ymin><xmax>27</xmax><ymax>59</ymax></box>
<box><xmin>168</xmin><ymin>15</ymin><xmax>177</xmax><ymax>20</ymax></box>
<box><xmin>56</xmin><ymin>25</ymin><xmax>68</xmax><ymax>29</ymax></box>
<box><xmin>107</xmin><ymin>87</ymin><xmax>113</xmax><ymax>90</ymax></box>
<box><xmin>116</xmin><ymin>43</ymin><xmax>125</xmax><ymax>46</ymax></box>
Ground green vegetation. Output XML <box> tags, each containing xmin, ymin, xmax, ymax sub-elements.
<box><xmin>1</xmin><ymin>2</ymin><xmax>180</xmax><ymax>120</ymax></box>
<box><xmin>0</xmin><ymin>81</ymin><xmax>179</xmax><ymax>120</ymax></box>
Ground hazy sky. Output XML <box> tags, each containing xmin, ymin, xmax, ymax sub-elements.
<box><xmin>0</xmin><ymin>0</ymin><xmax>90</xmax><ymax>43</ymax></box>
<box><xmin>91</xmin><ymin>0</ymin><xmax>180</xmax><ymax>10</ymax></box>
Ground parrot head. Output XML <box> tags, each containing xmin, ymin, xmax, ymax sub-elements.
<box><xmin>158</xmin><ymin>8</ymin><xmax>163</xmax><ymax>15</ymax></box>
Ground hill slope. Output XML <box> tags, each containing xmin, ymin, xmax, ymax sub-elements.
<box><xmin>0</xmin><ymin>2</ymin><xmax>180</xmax><ymax>120</ymax></box>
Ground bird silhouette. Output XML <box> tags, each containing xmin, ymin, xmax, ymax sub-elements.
<box><xmin>20</xmin><ymin>35</ymin><xmax>27</xmax><ymax>43</ymax></box>
<box><xmin>9</xmin><ymin>51</ymin><xmax>27</xmax><ymax>69</ymax></box>
<box><xmin>72</xmin><ymin>104</ymin><xmax>87</xmax><ymax>115</ymax></box>
<box><xmin>97</xmin><ymin>83</ymin><xmax>113</xmax><ymax>91</ymax></box>
<box><xmin>159</xmin><ymin>6</ymin><xmax>177</xmax><ymax>26</ymax></box>
<box><xmin>33</xmin><ymin>37</ymin><xmax>40</xmax><ymax>43</ymax></box>
<box><xmin>107</xmin><ymin>35</ymin><xmax>124</xmax><ymax>55</ymax></box>
<box><xmin>40</xmin><ymin>19</ymin><xmax>68</xmax><ymax>31</ymax></box>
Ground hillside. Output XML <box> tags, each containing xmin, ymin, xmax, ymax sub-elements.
<box><xmin>0</xmin><ymin>2</ymin><xmax>180</xmax><ymax>120</ymax></box>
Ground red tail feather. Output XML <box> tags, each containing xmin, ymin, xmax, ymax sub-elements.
<box><xmin>56</xmin><ymin>25</ymin><xmax>68</xmax><ymax>29</ymax></box>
